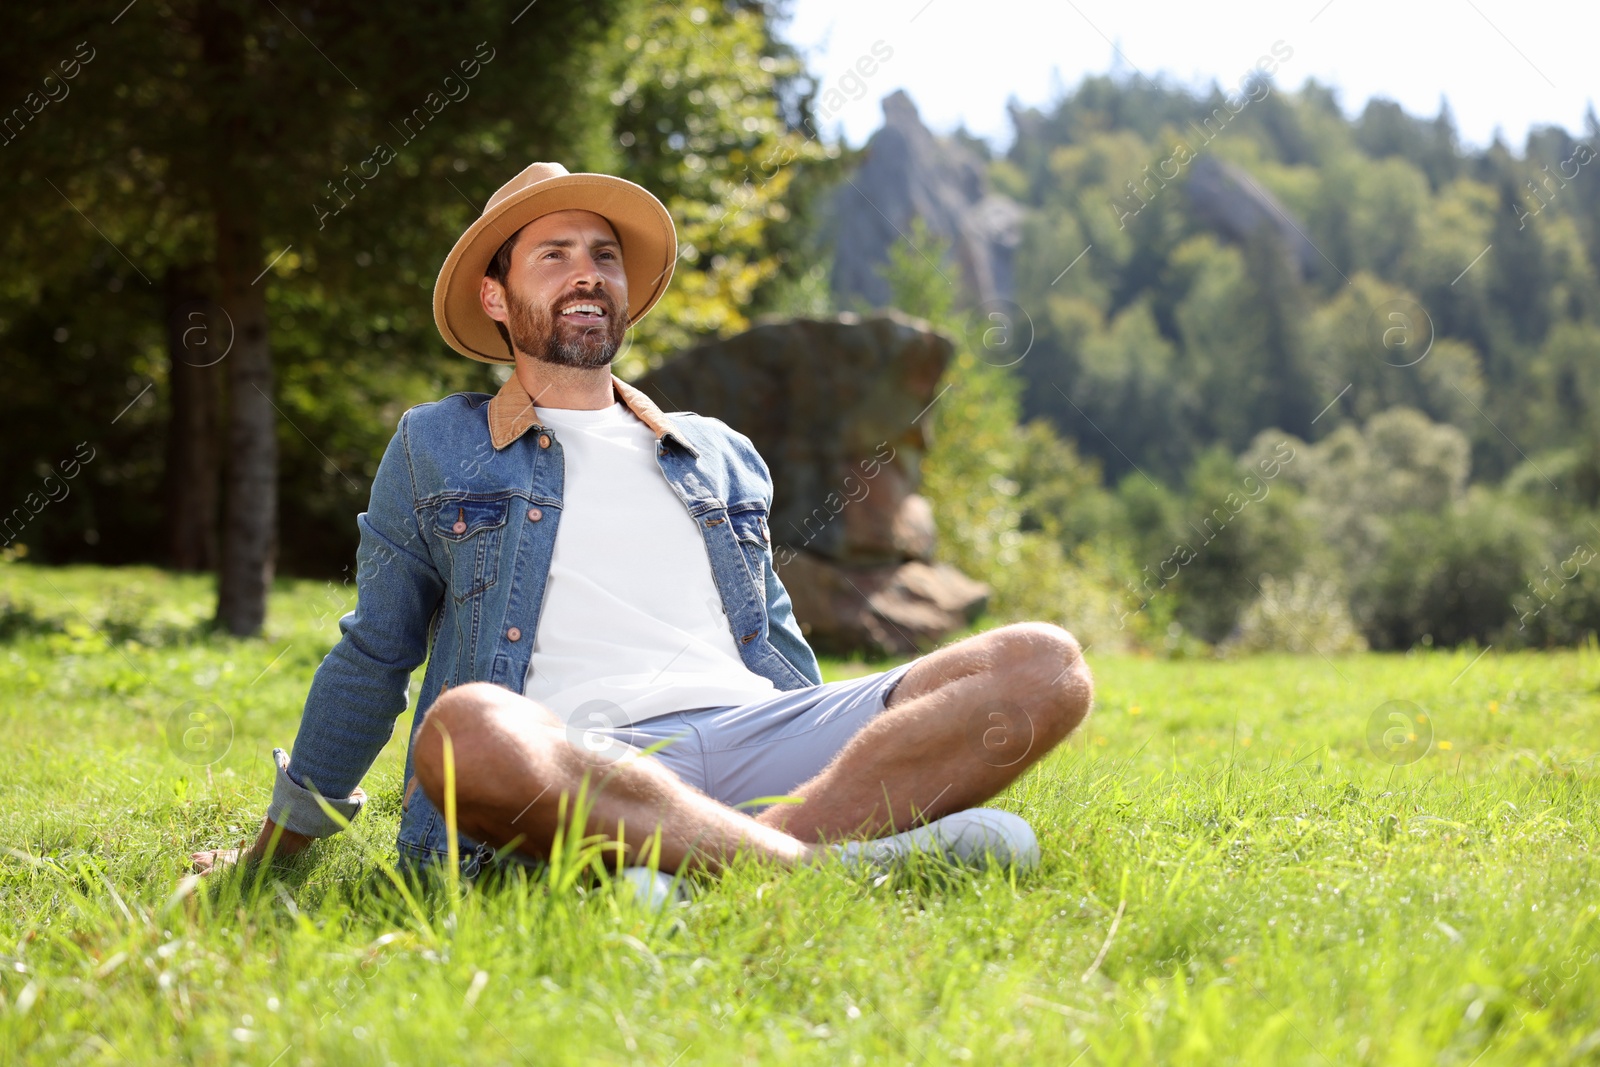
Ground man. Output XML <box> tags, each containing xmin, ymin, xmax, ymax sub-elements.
<box><xmin>191</xmin><ymin>162</ymin><xmax>1094</xmax><ymax>891</ymax></box>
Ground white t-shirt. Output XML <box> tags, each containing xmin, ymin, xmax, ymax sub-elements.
<box><xmin>521</xmin><ymin>401</ymin><xmax>778</xmax><ymax>726</ymax></box>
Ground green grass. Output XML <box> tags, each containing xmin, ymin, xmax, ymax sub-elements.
<box><xmin>3</xmin><ymin>561</ymin><xmax>1599</xmax><ymax>1064</ymax></box>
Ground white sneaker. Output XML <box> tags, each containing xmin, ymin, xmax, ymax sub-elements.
<box><xmin>615</xmin><ymin>866</ymin><xmax>688</xmax><ymax>910</ymax></box>
<box><xmin>833</xmin><ymin>808</ymin><xmax>1040</xmax><ymax>872</ymax></box>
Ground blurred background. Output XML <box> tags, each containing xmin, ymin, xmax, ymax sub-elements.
<box><xmin>3</xmin><ymin>0</ymin><xmax>1599</xmax><ymax>657</ymax></box>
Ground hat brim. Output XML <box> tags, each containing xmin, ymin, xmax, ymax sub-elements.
<box><xmin>432</xmin><ymin>174</ymin><xmax>677</xmax><ymax>365</ymax></box>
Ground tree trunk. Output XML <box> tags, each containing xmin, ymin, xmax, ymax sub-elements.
<box><xmin>203</xmin><ymin>1</ymin><xmax>278</xmax><ymax>637</ymax></box>
<box><xmin>211</xmin><ymin>205</ymin><xmax>277</xmax><ymax>636</ymax></box>
<box><xmin>161</xmin><ymin>264</ymin><xmax>221</xmax><ymax>572</ymax></box>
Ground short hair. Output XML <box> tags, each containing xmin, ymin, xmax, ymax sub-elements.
<box><xmin>484</xmin><ymin>225</ymin><xmax>524</xmax><ymax>357</ymax></box>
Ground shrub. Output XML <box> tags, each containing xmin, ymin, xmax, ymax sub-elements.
<box><xmin>1355</xmin><ymin>487</ymin><xmax>1546</xmax><ymax>649</ymax></box>
<box><xmin>1226</xmin><ymin>571</ymin><xmax>1368</xmax><ymax>654</ymax></box>
<box><xmin>1508</xmin><ymin>513</ymin><xmax>1600</xmax><ymax>646</ymax></box>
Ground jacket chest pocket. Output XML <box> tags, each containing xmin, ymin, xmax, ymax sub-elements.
<box><xmin>430</xmin><ymin>497</ymin><xmax>510</xmax><ymax>604</ymax></box>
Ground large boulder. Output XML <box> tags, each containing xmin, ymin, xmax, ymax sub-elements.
<box><xmin>634</xmin><ymin>311</ymin><xmax>989</xmax><ymax>656</ymax></box>
<box><xmin>777</xmin><ymin>554</ymin><xmax>991</xmax><ymax>657</ymax></box>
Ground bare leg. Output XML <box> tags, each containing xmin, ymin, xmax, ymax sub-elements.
<box><xmin>757</xmin><ymin>622</ymin><xmax>1093</xmax><ymax>842</ymax></box>
<box><xmin>412</xmin><ymin>682</ymin><xmax>813</xmax><ymax>873</ymax></box>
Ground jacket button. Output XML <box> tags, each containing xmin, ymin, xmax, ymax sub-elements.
<box><xmin>507</xmin><ymin>626</ymin><xmax>522</xmax><ymax>641</ymax></box>
<box><xmin>538</xmin><ymin>434</ymin><xmax>551</xmax><ymax>448</ymax></box>
<box><xmin>526</xmin><ymin>507</ymin><xmax>542</xmax><ymax>522</ymax></box>
<box><xmin>451</xmin><ymin>520</ymin><xmax>467</xmax><ymax>534</ymax></box>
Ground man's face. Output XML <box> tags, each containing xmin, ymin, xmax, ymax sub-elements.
<box><xmin>488</xmin><ymin>209</ymin><xmax>630</xmax><ymax>368</ymax></box>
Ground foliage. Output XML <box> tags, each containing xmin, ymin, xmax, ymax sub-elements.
<box><xmin>1163</xmin><ymin>444</ymin><xmax>1312</xmax><ymax>644</ymax></box>
<box><xmin>880</xmin><ymin>219</ymin><xmax>1135</xmax><ymax>650</ymax></box>
<box><xmin>11</xmin><ymin>34</ymin><xmax>1600</xmax><ymax>650</ymax></box>
<box><xmin>603</xmin><ymin>2</ymin><xmax>842</xmax><ymax>374</ymax></box>
<box><xmin>860</xmin><ymin>78</ymin><xmax>1600</xmax><ymax>651</ymax></box>
<box><xmin>1273</xmin><ymin>407</ymin><xmax>1472</xmax><ymax>579</ymax></box>
<box><xmin>1006</xmin><ymin>76</ymin><xmax>1600</xmax><ymax>498</ymax></box>
<box><xmin>884</xmin><ymin>219</ymin><xmax>1025</xmax><ymax>581</ymax></box>
<box><xmin>1226</xmin><ymin>571</ymin><xmax>1369</xmax><ymax>654</ymax></box>
<box><xmin>1356</xmin><ymin>487</ymin><xmax>1550</xmax><ymax>650</ymax></box>
<box><xmin>0</xmin><ymin>0</ymin><xmax>827</xmax><ymax>584</ymax></box>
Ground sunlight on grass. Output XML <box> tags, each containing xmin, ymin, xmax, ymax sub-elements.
<box><xmin>2</xmin><ymin>562</ymin><xmax>1598</xmax><ymax>1064</ymax></box>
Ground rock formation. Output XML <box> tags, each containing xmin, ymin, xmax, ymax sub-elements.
<box><xmin>635</xmin><ymin>311</ymin><xmax>989</xmax><ymax>656</ymax></box>
<box><xmin>1183</xmin><ymin>155</ymin><xmax>1320</xmax><ymax>279</ymax></box>
<box><xmin>829</xmin><ymin>91</ymin><xmax>1025</xmax><ymax>310</ymax></box>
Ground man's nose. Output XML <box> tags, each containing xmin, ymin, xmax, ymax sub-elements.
<box><xmin>570</xmin><ymin>253</ymin><xmax>605</xmax><ymax>288</ymax></box>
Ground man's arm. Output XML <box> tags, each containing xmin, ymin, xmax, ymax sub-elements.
<box><xmin>194</xmin><ymin>410</ymin><xmax>445</xmax><ymax>872</ymax></box>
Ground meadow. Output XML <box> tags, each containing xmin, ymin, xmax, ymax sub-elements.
<box><xmin>2</xmin><ymin>562</ymin><xmax>1598</xmax><ymax>1064</ymax></box>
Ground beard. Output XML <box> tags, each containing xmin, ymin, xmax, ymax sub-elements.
<box><xmin>505</xmin><ymin>285</ymin><xmax>627</xmax><ymax>369</ymax></box>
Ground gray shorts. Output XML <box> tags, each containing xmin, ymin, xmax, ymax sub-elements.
<box><xmin>595</xmin><ymin>660</ymin><xmax>916</xmax><ymax>811</ymax></box>
<box><xmin>445</xmin><ymin>662</ymin><xmax>916</xmax><ymax>876</ymax></box>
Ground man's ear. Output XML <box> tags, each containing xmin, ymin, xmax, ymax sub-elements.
<box><xmin>480</xmin><ymin>275</ymin><xmax>508</xmax><ymax>325</ymax></box>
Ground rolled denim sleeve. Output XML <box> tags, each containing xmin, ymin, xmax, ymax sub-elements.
<box><xmin>270</xmin><ymin>409</ymin><xmax>445</xmax><ymax>838</ymax></box>
<box><xmin>267</xmin><ymin>746</ymin><xmax>365</xmax><ymax>837</ymax></box>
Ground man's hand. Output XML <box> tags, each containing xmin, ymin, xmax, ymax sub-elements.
<box><xmin>189</xmin><ymin>840</ymin><xmax>247</xmax><ymax>876</ymax></box>
<box><xmin>189</xmin><ymin>810</ymin><xmax>339</xmax><ymax>876</ymax></box>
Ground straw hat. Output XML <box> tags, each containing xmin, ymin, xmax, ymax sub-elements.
<box><xmin>432</xmin><ymin>162</ymin><xmax>677</xmax><ymax>364</ymax></box>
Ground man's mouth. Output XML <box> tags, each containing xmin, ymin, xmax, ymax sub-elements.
<box><xmin>557</xmin><ymin>300</ymin><xmax>608</xmax><ymax>325</ymax></box>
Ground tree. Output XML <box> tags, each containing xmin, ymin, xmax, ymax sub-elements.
<box><xmin>1</xmin><ymin>0</ymin><xmax>630</xmax><ymax>633</ymax></box>
<box><xmin>603</xmin><ymin>1</ymin><xmax>838</xmax><ymax>370</ymax></box>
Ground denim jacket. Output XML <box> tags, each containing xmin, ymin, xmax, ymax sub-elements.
<box><xmin>266</xmin><ymin>371</ymin><xmax>822</xmax><ymax>869</ymax></box>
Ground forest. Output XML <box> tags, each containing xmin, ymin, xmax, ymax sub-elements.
<box><xmin>935</xmin><ymin>68</ymin><xmax>1600</xmax><ymax>652</ymax></box>
<box><xmin>2</xmin><ymin>0</ymin><xmax>1597</xmax><ymax>652</ymax></box>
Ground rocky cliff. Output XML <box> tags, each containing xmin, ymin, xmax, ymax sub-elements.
<box><xmin>830</xmin><ymin>91</ymin><xmax>1025</xmax><ymax>310</ymax></box>
<box><xmin>835</xmin><ymin>91</ymin><xmax>1319</xmax><ymax>297</ymax></box>
<box><xmin>1183</xmin><ymin>155</ymin><xmax>1321</xmax><ymax>279</ymax></box>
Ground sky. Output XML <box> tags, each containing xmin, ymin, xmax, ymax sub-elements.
<box><xmin>779</xmin><ymin>0</ymin><xmax>1597</xmax><ymax>155</ymax></box>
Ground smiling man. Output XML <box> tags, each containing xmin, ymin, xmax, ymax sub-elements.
<box><xmin>192</xmin><ymin>162</ymin><xmax>1094</xmax><ymax>895</ymax></box>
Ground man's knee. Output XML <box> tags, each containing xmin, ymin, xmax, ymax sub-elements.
<box><xmin>413</xmin><ymin>682</ymin><xmax>512</xmax><ymax>802</ymax></box>
<box><xmin>987</xmin><ymin>622</ymin><xmax>1093</xmax><ymax>737</ymax></box>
